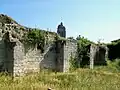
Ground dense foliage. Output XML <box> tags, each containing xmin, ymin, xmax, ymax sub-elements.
<box><xmin>70</xmin><ymin>35</ymin><xmax>94</xmax><ymax>69</ymax></box>
<box><xmin>77</xmin><ymin>35</ymin><xmax>94</xmax><ymax>67</ymax></box>
<box><xmin>107</xmin><ymin>39</ymin><xmax>120</xmax><ymax>60</ymax></box>
<box><xmin>69</xmin><ymin>35</ymin><xmax>94</xmax><ymax>69</ymax></box>
<box><xmin>23</xmin><ymin>29</ymin><xmax>45</xmax><ymax>53</ymax></box>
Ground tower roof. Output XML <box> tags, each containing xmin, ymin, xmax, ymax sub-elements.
<box><xmin>57</xmin><ymin>22</ymin><xmax>65</xmax><ymax>29</ymax></box>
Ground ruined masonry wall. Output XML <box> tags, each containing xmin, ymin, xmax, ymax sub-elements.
<box><xmin>13</xmin><ymin>39</ymin><xmax>77</xmax><ymax>76</ymax></box>
<box><xmin>90</xmin><ymin>44</ymin><xmax>107</xmax><ymax>69</ymax></box>
<box><xmin>63</xmin><ymin>40</ymin><xmax>77</xmax><ymax>72</ymax></box>
<box><xmin>13</xmin><ymin>42</ymin><xmax>57</xmax><ymax>76</ymax></box>
<box><xmin>0</xmin><ymin>21</ymin><xmax>78</xmax><ymax>76</ymax></box>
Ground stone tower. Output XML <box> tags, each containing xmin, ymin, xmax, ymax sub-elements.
<box><xmin>57</xmin><ymin>22</ymin><xmax>66</xmax><ymax>38</ymax></box>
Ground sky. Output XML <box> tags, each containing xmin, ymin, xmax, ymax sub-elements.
<box><xmin>0</xmin><ymin>0</ymin><xmax>120</xmax><ymax>43</ymax></box>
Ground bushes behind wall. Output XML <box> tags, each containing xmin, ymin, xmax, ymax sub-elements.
<box><xmin>70</xmin><ymin>35</ymin><xmax>94</xmax><ymax>68</ymax></box>
<box><xmin>107</xmin><ymin>39</ymin><xmax>120</xmax><ymax>60</ymax></box>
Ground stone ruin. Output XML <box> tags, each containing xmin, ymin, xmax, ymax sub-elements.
<box><xmin>90</xmin><ymin>44</ymin><xmax>108</xmax><ymax>69</ymax></box>
<box><xmin>0</xmin><ymin>14</ymin><xmax>108</xmax><ymax>76</ymax></box>
<box><xmin>0</xmin><ymin>14</ymin><xmax>77</xmax><ymax>76</ymax></box>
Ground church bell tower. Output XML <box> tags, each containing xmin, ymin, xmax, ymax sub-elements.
<box><xmin>57</xmin><ymin>22</ymin><xmax>66</xmax><ymax>38</ymax></box>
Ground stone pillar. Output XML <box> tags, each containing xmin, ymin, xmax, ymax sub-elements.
<box><xmin>90</xmin><ymin>44</ymin><xmax>107</xmax><ymax>69</ymax></box>
<box><xmin>0</xmin><ymin>39</ymin><xmax>7</xmax><ymax>72</ymax></box>
<box><xmin>90</xmin><ymin>44</ymin><xmax>97</xmax><ymax>69</ymax></box>
<box><xmin>63</xmin><ymin>40</ymin><xmax>77</xmax><ymax>72</ymax></box>
<box><xmin>5</xmin><ymin>41</ymin><xmax>16</xmax><ymax>75</ymax></box>
<box><xmin>2</xmin><ymin>32</ymin><xmax>16</xmax><ymax>75</ymax></box>
<box><xmin>13</xmin><ymin>41</ymin><xmax>24</xmax><ymax>76</ymax></box>
<box><xmin>56</xmin><ymin>39</ymin><xmax>77</xmax><ymax>72</ymax></box>
<box><xmin>56</xmin><ymin>40</ymin><xmax>64</xmax><ymax>72</ymax></box>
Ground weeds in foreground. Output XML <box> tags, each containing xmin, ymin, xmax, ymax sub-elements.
<box><xmin>0</xmin><ymin>68</ymin><xmax>120</xmax><ymax>90</ymax></box>
<box><xmin>94</xmin><ymin>59</ymin><xmax>120</xmax><ymax>73</ymax></box>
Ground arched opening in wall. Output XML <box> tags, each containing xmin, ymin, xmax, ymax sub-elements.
<box><xmin>107</xmin><ymin>43</ymin><xmax>120</xmax><ymax>60</ymax></box>
<box><xmin>37</xmin><ymin>44</ymin><xmax>44</xmax><ymax>53</ymax></box>
<box><xmin>99</xmin><ymin>47</ymin><xmax>107</xmax><ymax>65</ymax></box>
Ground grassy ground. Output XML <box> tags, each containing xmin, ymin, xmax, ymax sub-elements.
<box><xmin>0</xmin><ymin>68</ymin><xmax>120</xmax><ymax>90</ymax></box>
<box><xmin>0</xmin><ymin>59</ymin><xmax>120</xmax><ymax>90</ymax></box>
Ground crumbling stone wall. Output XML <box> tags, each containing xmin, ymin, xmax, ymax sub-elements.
<box><xmin>90</xmin><ymin>44</ymin><xmax>108</xmax><ymax>69</ymax></box>
<box><xmin>13</xmin><ymin>39</ymin><xmax>77</xmax><ymax>76</ymax></box>
<box><xmin>0</xmin><ymin>14</ymin><xmax>78</xmax><ymax>76</ymax></box>
<box><xmin>0</xmin><ymin>14</ymin><xmax>109</xmax><ymax>76</ymax></box>
<box><xmin>6</xmin><ymin>41</ymin><xmax>57</xmax><ymax>76</ymax></box>
<box><xmin>39</xmin><ymin>43</ymin><xmax>57</xmax><ymax>71</ymax></box>
<box><xmin>0</xmin><ymin>15</ymin><xmax>58</xmax><ymax>76</ymax></box>
<box><xmin>56</xmin><ymin>39</ymin><xmax>77</xmax><ymax>72</ymax></box>
<box><xmin>13</xmin><ymin>41</ymin><xmax>57</xmax><ymax>76</ymax></box>
<box><xmin>13</xmin><ymin>41</ymin><xmax>25</xmax><ymax>76</ymax></box>
<box><xmin>63</xmin><ymin>40</ymin><xmax>77</xmax><ymax>72</ymax></box>
<box><xmin>56</xmin><ymin>40</ymin><xmax>64</xmax><ymax>72</ymax></box>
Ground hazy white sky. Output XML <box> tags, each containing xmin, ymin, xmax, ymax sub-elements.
<box><xmin>0</xmin><ymin>0</ymin><xmax>120</xmax><ymax>43</ymax></box>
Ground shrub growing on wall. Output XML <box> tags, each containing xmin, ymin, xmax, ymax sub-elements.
<box><xmin>76</xmin><ymin>35</ymin><xmax>94</xmax><ymax>68</ymax></box>
<box><xmin>23</xmin><ymin>29</ymin><xmax>45</xmax><ymax>53</ymax></box>
<box><xmin>69</xmin><ymin>52</ymin><xmax>78</xmax><ymax>70</ymax></box>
